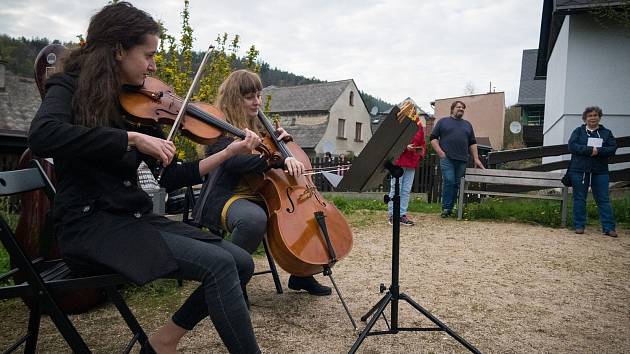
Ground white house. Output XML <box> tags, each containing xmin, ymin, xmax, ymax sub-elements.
<box><xmin>536</xmin><ymin>0</ymin><xmax>630</xmax><ymax>165</ymax></box>
<box><xmin>262</xmin><ymin>80</ymin><xmax>373</xmax><ymax>158</ymax></box>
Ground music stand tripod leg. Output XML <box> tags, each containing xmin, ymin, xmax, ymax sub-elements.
<box><xmin>348</xmin><ymin>292</ymin><xmax>393</xmax><ymax>354</ymax></box>
<box><xmin>360</xmin><ymin>286</ymin><xmax>390</xmax><ymax>322</ymax></box>
<box><xmin>399</xmin><ymin>293</ymin><xmax>481</xmax><ymax>354</ymax></box>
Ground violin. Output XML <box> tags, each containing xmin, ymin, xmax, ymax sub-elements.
<box><xmin>120</xmin><ymin>77</ymin><xmax>234</xmax><ymax>144</ymax></box>
<box><xmin>246</xmin><ymin>111</ymin><xmax>354</xmax><ymax>276</ymax></box>
<box><xmin>119</xmin><ymin>76</ymin><xmax>275</xmax><ymax>160</ymax></box>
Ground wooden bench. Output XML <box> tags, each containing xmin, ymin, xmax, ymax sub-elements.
<box><xmin>457</xmin><ymin>168</ymin><xmax>568</xmax><ymax>227</ymax></box>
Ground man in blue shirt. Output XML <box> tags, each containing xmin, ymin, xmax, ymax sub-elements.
<box><xmin>430</xmin><ymin>100</ymin><xmax>485</xmax><ymax>217</ymax></box>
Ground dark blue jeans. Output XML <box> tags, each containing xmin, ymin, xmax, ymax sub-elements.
<box><xmin>440</xmin><ymin>157</ymin><xmax>467</xmax><ymax>211</ymax></box>
<box><xmin>159</xmin><ymin>231</ymin><xmax>260</xmax><ymax>354</ymax></box>
<box><xmin>569</xmin><ymin>172</ymin><xmax>616</xmax><ymax>232</ymax></box>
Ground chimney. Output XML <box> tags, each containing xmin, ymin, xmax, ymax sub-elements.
<box><xmin>0</xmin><ymin>59</ymin><xmax>6</xmax><ymax>92</ymax></box>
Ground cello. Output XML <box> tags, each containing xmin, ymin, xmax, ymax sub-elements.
<box><xmin>13</xmin><ymin>43</ymin><xmax>106</xmax><ymax>313</ymax></box>
<box><xmin>247</xmin><ymin>111</ymin><xmax>354</xmax><ymax>277</ymax></box>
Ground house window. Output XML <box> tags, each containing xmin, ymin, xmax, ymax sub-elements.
<box><xmin>524</xmin><ymin>106</ymin><xmax>544</xmax><ymax>126</ymax></box>
<box><xmin>349</xmin><ymin>91</ymin><xmax>354</xmax><ymax>106</ymax></box>
<box><xmin>337</xmin><ymin>119</ymin><xmax>346</xmax><ymax>138</ymax></box>
<box><xmin>355</xmin><ymin>122</ymin><xmax>363</xmax><ymax>141</ymax></box>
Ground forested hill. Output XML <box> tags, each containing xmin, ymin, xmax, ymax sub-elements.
<box><xmin>0</xmin><ymin>34</ymin><xmax>393</xmax><ymax>111</ymax></box>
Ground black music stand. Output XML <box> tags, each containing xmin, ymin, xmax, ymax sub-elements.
<box><xmin>336</xmin><ymin>107</ymin><xmax>417</xmax><ymax>193</ymax></box>
<box><xmin>339</xmin><ymin>107</ymin><xmax>481</xmax><ymax>354</ymax></box>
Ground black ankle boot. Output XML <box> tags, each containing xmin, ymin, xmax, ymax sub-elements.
<box><xmin>288</xmin><ymin>275</ymin><xmax>332</xmax><ymax>296</ymax></box>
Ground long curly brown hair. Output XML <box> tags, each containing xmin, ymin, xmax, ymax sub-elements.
<box><xmin>216</xmin><ymin>70</ymin><xmax>263</xmax><ymax>133</ymax></box>
<box><xmin>62</xmin><ymin>2</ymin><xmax>159</xmax><ymax>128</ymax></box>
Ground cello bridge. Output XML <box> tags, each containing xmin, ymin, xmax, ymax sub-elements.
<box><xmin>298</xmin><ymin>185</ymin><xmax>316</xmax><ymax>201</ymax></box>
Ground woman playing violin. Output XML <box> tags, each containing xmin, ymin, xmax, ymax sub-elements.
<box><xmin>28</xmin><ymin>2</ymin><xmax>260</xmax><ymax>353</ymax></box>
<box><xmin>195</xmin><ymin>70</ymin><xmax>332</xmax><ymax>296</ymax></box>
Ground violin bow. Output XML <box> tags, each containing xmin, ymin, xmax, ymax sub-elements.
<box><xmin>165</xmin><ymin>45</ymin><xmax>215</xmax><ymax>142</ymax></box>
<box><xmin>156</xmin><ymin>45</ymin><xmax>213</xmax><ymax>181</ymax></box>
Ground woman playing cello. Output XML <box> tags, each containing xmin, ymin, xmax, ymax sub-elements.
<box><xmin>28</xmin><ymin>2</ymin><xmax>261</xmax><ymax>353</ymax></box>
<box><xmin>195</xmin><ymin>70</ymin><xmax>332</xmax><ymax>296</ymax></box>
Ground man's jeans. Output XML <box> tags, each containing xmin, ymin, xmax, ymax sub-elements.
<box><xmin>570</xmin><ymin>172</ymin><xmax>616</xmax><ymax>232</ymax></box>
<box><xmin>440</xmin><ymin>157</ymin><xmax>467</xmax><ymax>212</ymax></box>
<box><xmin>388</xmin><ymin>167</ymin><xmax>416</xmax><ymax>217</ymax></box>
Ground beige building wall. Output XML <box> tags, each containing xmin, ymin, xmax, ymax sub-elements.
<box><xmin>317</xmin><ymin>82</ymin><xmax>373</xmax><ymax>156</ymax></box>
<box><xmin>433</xmin><ymin>92</ymin><xmax>505</xmax><ymax>150</ymax></box>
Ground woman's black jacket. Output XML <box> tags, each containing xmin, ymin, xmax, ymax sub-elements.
<box><xmin>28</xmin><ymin>72</ymin><xmax>216</xmax><ymax>285</ymax></box>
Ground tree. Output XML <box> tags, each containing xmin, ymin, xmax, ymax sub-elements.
<box><xmin>155</xmin><ymin>1</ymin><xmax>261</xmax><ymax>161</ymax></box>
<box><xmin>155</xmin><ymin>0</ymin><xmax>196</xmax><ymax>161</ymax></box>
<box><xmin>194</xmin><ymin>33</ymin><xmax>239</xmax><ymax>104</ymax></box>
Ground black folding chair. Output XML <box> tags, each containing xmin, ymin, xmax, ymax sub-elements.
<box><xmin>0</xmin><ymin>161</ymin><xmax>151</xmax><ymax>354</ymax></box>
<box><xmin>182</xmin><ymin>185</ymin><xmax>284</xmax><ymax>294</ymax></box>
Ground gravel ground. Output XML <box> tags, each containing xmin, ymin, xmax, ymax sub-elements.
<box><xmin>1</xmin><ymin>211</ymin><xmax>629</xmax><ymax>353</ymax></box>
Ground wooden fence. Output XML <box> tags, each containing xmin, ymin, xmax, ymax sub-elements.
<box><xmin>487</xmin><ymin>136</ymin><xmax>630</xmax><ymax>181</ymax></box>
<box><xmin>309</xmin><ymin>152</ymin><xmax>487</xmax><ymax>204</ymax></box>
<box><xmin>311</xmin><ymin>136</ymin><xmax>629</xmax><ymax>203</ymax></box>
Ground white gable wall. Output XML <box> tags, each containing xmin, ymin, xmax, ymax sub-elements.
<box><xmin>543</xmin><ymin>13</ymin><xmax>630</xmax><ymax>166</ymax></box>
<box><xmin>316</xmin><ymin>81</ymin><xmax>372</xmax><ymax>156</ymax></box>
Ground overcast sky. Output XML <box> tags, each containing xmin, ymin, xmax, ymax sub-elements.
<box><xmin>0</xmin><ymin>0</ymin><xmax>544</xmax><ymax>113</ymax></box>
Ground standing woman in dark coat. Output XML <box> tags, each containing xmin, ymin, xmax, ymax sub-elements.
<box><xmin>28</xmin><ymin>2</ymin><xmax>262</xmax><ymax>353</ymax></box>
<box><xmin>568</xmin><ymin>106</ymin><xmax>618</xmax><ymax>237</ymax></box>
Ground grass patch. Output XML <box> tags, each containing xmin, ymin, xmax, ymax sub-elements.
<box><xmin>327</xmin><ymin>194</ymin><xmax>441</xmax><ymax>215</ymax></box>
<box><xmin>463</xmin><ymin>199</ymin><xmax>564</xmax><ymax>226</ymax></box>
<box><xmin>462</xmin><ymin>196</ymin><xmax>630</xmax><ymax>229</ymax></box>
<box><xmin>0</xmin><ymin>247</ymin><xmax>9</xmax><ymax>282</ymax></box>
<box><xmin>122</xmin><ymin>279</ymin><xmax>186</xmax><ymax>309</ymax></box>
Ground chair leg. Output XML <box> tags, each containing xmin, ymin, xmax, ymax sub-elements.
<box><xmin>262</xmin><ymin>238</ymin><xmax>283</xmax><ymax>294</ymax></box>
<box><xmin>105</xmin><ymin>287</ymin><xmax>149</xmax><ymax>348</ymax></box>
<box><xmin>24</xmin><ymin>301</ymin><xmax>42</xmax><ymax>354</ymax></box>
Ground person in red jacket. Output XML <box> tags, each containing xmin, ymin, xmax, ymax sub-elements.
<box><xmin>388</xmin><ymin>120</ymin><xmax>426</xmax><ymax>226</ymax></box>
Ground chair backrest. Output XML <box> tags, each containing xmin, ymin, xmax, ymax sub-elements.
<box><xmin>0</xmin><ymin>161</ymin><xmax>55</xmax><ymax>265</ymax></box>
<box><xmin>1</xmin><ymin>165</ymin><xmax>53</xmax><ymax>292</ymax></box>
<box><xmin>0</xmin><ymin>161</ymin><xmax>55</xmax><ymax>199</ymax></box>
